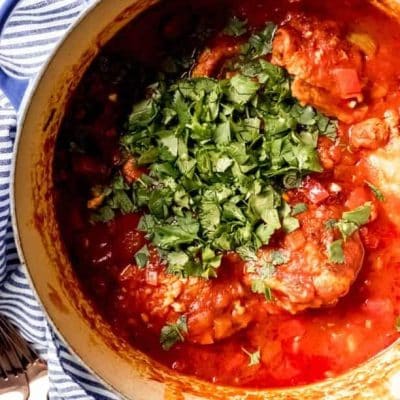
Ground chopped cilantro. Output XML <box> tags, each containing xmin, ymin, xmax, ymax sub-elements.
<box><xmin>336</xmin><ymin>220</ymin><xmax>359</xmax><ymax>239</ymax></box>
<box><xmin>328</xmin><ymin>239</ymin><xmax>345</xmax><ymax>264</ymax></box>
<box><xmin>326</xmin><ymin>203</ymin><xmax>371</xmax><ymax>242</ymax></box>
<box><xmin>223</xmin><ymin>16</ymin><xmax>248</xmax><ymax>37</ymax></box>
<box><xmin>291</xmin><ymin>203</ymin><xmax>308</xmax><ymax>216</ymax></box>
<box><xmin>134</xmin><ymin>245</ymin><xmax>150</xmax><ymax>268</ymax></box>
<box><xmin>282</xmin><ymin>216</ymin><xmax>300</xmax><ymax>233</ymax></box>
<box><xmin>90</xmin><ymin>23</ymin><xmax>338</xmax><ymax>279</ymax></box>
<box><xmin>366</xmin><ymin>181</ymin><xmax>385</xmax><ymax>202</ymax></box>
<box><xmin>90</xmin><ymin>175</ymin><xmax>135</xmax><ymax>222</ymax></box>
<box><xmin>271</xmin><ymin>250</ymin><xmax>289</xmax><ymax>265</ymax></box>
<box><xmin>325</xmin><ymin>219</ymin><xmax>338</xmax><ymax>229</ymax></box>
<box><xmin>236</xmin><ymin>246</ymin><xmax>258</xmax><ymax>261</ymax></box>
<box><xmin>160</xmin><ymin>316</ymin><xmax>188</xmax><ymax>350</ymax></box>
<box><xmin>337</xmin><ymin>203</ymin><xmax>371</xmax><ymax>239</ymax></box>
<box><xmin>242</xmin><ymin>347</ymin><xmax>261</xmax><ymax>366</ymax></box>
<box><xmin>251</xmin><ymin>279</ymin><xmax>274</xmax><ymax>301</ymax></box>
<box><xmin>251</xmin><ymin>261</ymin><xmax>276</xmax><ymax>300</ymax></box>
<box><xmin>241</xmin><ymin>22</ymin><xmax>277</xmax><ymax>59</ymax></box>
<box><xmin>283</xmin><ymin>172</ymin><xmax>301</xmax><ymax>189</ymax></box>
<box><xmin>342</xmin><ymin>203</ymin><xmax>372</xmax><ymax>226</ymax></box>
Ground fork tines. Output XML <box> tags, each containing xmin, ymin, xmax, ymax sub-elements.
<box><xmin>0</xmin><ymin>318</ymin><xmax>37</xmax><ymax>378</ymax></box>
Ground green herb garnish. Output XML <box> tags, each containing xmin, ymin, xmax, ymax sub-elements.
<box><xmin>366</xmin><ymin>181</ymin><xmax>385</xmax><ymax>202</ymax></box>
<box><xmin>328</xmin><ymin>239</ymin><xmax>345</xmax><ymax>264</ymax></box>
<box><xmin>336</xmin><ymin>202</ymin><xmax>372</xmax><ymax>240</ymax></box>
<box><xmin>91</xmin><ymin>175</ymin><xmax>135</xmax><ymax>222</ymax></box>
<box><xmin>250</xmin><ymin>261</ymin><xmax>276</xmax><ymax>301</ymax></box>
<box><xmin>134</xmin><ymin>245</ymin><xmax>150</xmax><ymax>268</ymax></box>
<box><xmin>223</xmin><ymin>16</ymin><xmax>248</xmax><ymax>37</ymax></box>
<box><xmin>326</xmin><ymin>203</ymin><xmax>372</xmax><ymax>263</ymax></box>
<box><xmin>160</xmin><ymin>316</ymin><xmax>188</xmax><ymax>350</ymax></box>
<box><xmin>241</xmin><ymin>22</ymin><xmax>277</xmax><ymax>59</ymax></box>
<box><xmin>91</xmin><ymin>23</ymin><xmax>337</xmax><ymax>278</ymax></box>
<box><xmin>291</xmin><ymin>202</ymin><xmax>308</xmax><ymax>216</ymax></box>
<box><xmin>325</xmin><ymin>219</ymin><xmax>338</xmax><ymax>229</ymax></box>
<box><xmin>242</xmin><ymin>347</ymin><xmax>261</xmax><ymax>366</ymax></box>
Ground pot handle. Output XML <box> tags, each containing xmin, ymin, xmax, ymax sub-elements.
<box><xmin>0</xmin><ymin>0</ymin><xmax>30</xmax><ymax>109</ymax></box>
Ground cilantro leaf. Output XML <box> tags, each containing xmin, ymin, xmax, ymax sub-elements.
<box><xmin>128</xmin><ymin>98</ymin><xmax>158</xmax><ymax>128</ymax></box>
<box><xmin>271</xmin><ymin>250</ymin><xmax>289</xmax><ymax>265</ymax></box>
<box><xmin>145</xmin><ymin>215</ymin><xmax>200</xmax><ymax>250</ymax></box>
<box><xmin>291</xmin><ymin>203</ymin><xmax>308</xmax><ymax>216</ymax></box>
<box><xmin>236</xmin><ymin>246</ymin><xmax>258</xmax><ymax>261</ymax></box>
<box><xmin>336</xmin><ymin>220</ymin><xmax>359</xmax><ymax>239</ymax></box>
<box><xmin>242</xmin><ymin>347</ymin><xmax>261</xmax><ymax>366</ymax></box>
<box><xmin>160</xmin><ymin>316</ymin><xmax>188</xmax><ymax>350</ymax></box>
<box><xmin>223</xmin><ymin>74</ymin><xmax>260</xmax><ymax>105</ymax></box>
<box><xmin>282</xmin><ymin>216</ymin><xmax>300</xmax><ymax>233</ymax></box>
<box><xmin>342</xmin><ymin>203</ymin><xmax>372</xmax><ymax>226</ymax></box>
<box><xmin>251</xmin><ymin>279</ymin><xmax>273</xmax><ymax>301</ymax></box>
<box><xmin>366</xmin><ymin>181</ymin><xmax>385</xmax><ymax>202</ymax></box>
<box><xmin>328</xmin><ymin>239</ymin><xmax>345</xmax><ymax>264</ymax></box>
<box><xmin>166</xmin><ymin>251</ymin><xmax>190</xmax><ymax>275</ymax></box>
<box><xmin>325</xmin><ymin>218</ymin><xmax>338</xmax><ymax>229</ymax></box>
<box><xmin>333</xmin><ymin>203</ymin><xmax>372</xmax><ymax>240</ymax></box>
<box><xmin>251</xmin><ymin>262</ymin><xmax>275</xmax><ymax>300</ymax></box>
<box><xmin>223</xmin><ymin>16</ymin><xmax>248</xmax><ymax>37</ymax></box>
<box><xmin>241</xmin><ymin>22</ymin><xmax>277</xmax><ymax>59</ymax></box>
<box><xmin>134</xmin><ymin>245</ymin><xmax>150</xmax><ymax>268</ymax></box>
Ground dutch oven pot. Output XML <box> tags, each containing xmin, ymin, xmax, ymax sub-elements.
<box><xmin>11</xmin><ymin>0</ymin><xmax>400</xmax><ymax>399</ymax></box>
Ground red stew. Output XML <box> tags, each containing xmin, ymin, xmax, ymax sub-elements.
<box><xmin>54</xmin><ymin>0</ymin><xmax>400</xmax><ymax>389</ymax></box>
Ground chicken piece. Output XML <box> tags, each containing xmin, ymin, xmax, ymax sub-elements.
<box><xmin>317</xmin><ymin>136</ymin><xmax>343</xmax><ymax>170</ymax></box>
<box><xmin>120</xmin><ymin>254</ymin><xmax>257</xmax><ymax>345</ymax></box>
<box><xmin>272</xmin><ymin>15</ymin><xmax>366</xmax><ymax>123</ymax></box>
<box><xmin>243</xmin><ymin>204</ymin><xmax>365</xmax><ymax>313</ymax></box>
<box><xmin>291</xmin><ymin>79</ymin><xmax>368</xmax><ymax>124</ymax></box>
<box><xmin>191</xmin><ymin>43</ymin><xmax>240</xmax><ymax>77</ymax></box>
<box><xmin>384</xmin><ymin>109</ymin><xmax>400</xmax><ymax>136</ymax></box>
<box><xmin>349</xmin><ymin>118</ymin><xmax>390</xmax><ymax>150</ymax></box>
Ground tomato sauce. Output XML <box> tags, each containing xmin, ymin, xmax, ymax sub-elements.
<box><xmin>54</xmin><ymin>0</ymin><xmax>400</xmax><ymax>389</ymax></box>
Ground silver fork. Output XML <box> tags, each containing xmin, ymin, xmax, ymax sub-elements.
<box><xmin>0</xmin><ymin>316</ymin><xmax>46</xmax><ymax>399</ymax></box>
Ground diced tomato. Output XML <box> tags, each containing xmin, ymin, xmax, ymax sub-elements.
<box><xmin>345</xmin><ymin>186</ymin><xmax>377</xmax><ymax>222</ymax></box>
<box><xmin>345</xmin><ymin>186</ymin><xmax>370</xmax><ymax>209</ymax></box>
<box><xmin>332</xmin><ymin>68</ymin><xmax>362</xmax><ymax>99</ymax></box>
<box><xmin>302</xmin><ymin>179</ymin><xmax>330</xmax><ymax>204</ymax></box>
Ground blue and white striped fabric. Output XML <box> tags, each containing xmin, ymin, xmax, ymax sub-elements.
<box><xmin>0</xmin><ymin>1</ymin><xmax>119</xmax><ymax>399</ymax></box>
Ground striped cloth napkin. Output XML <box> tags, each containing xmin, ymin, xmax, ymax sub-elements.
<box><xmin>0</xmin><ymin>1</ymin><xmax>119</xmax><ymax>399</ymax></box>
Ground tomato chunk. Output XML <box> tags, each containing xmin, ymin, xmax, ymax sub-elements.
<box><xmin>332</xmin><ymin>68</ymin><xmax>362</xmax><ymax>99</ymax></box>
